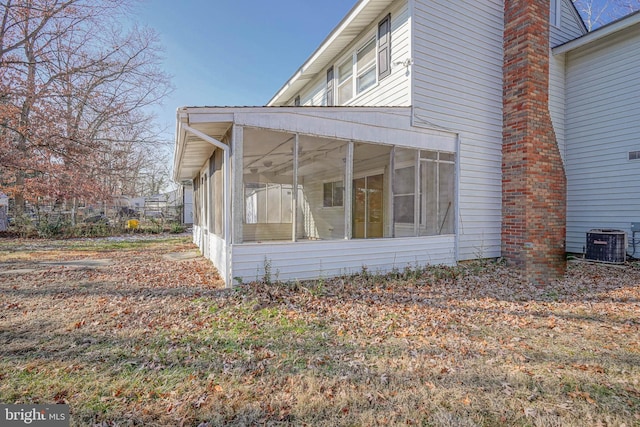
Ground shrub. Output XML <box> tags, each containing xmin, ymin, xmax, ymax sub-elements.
<box><xmin>169</xmin><ymin>222</ymin><xmax>186</xmax><ymax>234</ymax></box>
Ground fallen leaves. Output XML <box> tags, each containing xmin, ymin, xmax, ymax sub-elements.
<box><xmin>568</xmin><ymin>388</ymin><xmax>597</xmax><ymax>405</ymax></box>
<box><xmin>1</xmin><ymin>238</ymin><xmax>640</xmax><ymax>426</ymax></box>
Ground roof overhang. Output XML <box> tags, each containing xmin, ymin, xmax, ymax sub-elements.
<box><xmin>267</xmin><ymin>0</ymin><xmax>395</xmax><ymax>106</ymax></box>
<box><xmin>553</xmin><ymin>10</ymin><xmax>640</xmax><ymax>54</ymax></box>
<box><xmin>173</xmin><ymin>110</ymin><xmax>233</xmax><ymax>182</ymax></box>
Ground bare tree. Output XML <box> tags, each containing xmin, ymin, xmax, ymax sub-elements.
<box><xmin>573</xmin><ymin>0</ymin><xmax>640</xmax><ymax>30</ymax></box>
<box><xmin>0</xmin><ymin>0</ymin><xmax>171</xmax><ymax>213</ymax></box>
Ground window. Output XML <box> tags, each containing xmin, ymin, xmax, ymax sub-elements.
<box><xmin>244</xmin><ymin>183</ymin><xmax>293</xmax><ymax>224</ymax></box>
<box><xmin>323</xmin><ymin>181</ymin><xmax>344</xmax><ymax>207</ymax></box>
<box><xmin>326</xmin><ymin>67</ymin><xmax>334</xmax><ymax>106</ymax></box>
<box><xmin>209</xmin><ymin>150</ymin><xmax>224</xmax><ymax>236</ymax></box>
<box><xmin>336</xmin><ymin>36</ymin><xmax>376</xmax><ymax>105</ymax></box>
<box><xmin>241</xmin><ymin>128</ymin><xmax>294</xmax><ymax>242</ymax></box>
<box><xmin>328</xmin><ymin>14</ymin><xmax>392</xmax><ymax>105</ymax></box>
<box><xmin>356</xmin><ymin>37</ymin><xmax>376</xmax><ymax>93</ymax></box>
<box><xmin>629</xmin><ymin>151</ymin><xmax>640</xmax><ymax>160</ymax></box>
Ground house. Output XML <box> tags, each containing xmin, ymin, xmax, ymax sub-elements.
<box><xmin>173</xmin><ymin>0</ymin><xmax>637</xmax><ymax>286</ymax></box>
<box><xmin>553</xmin><ymin>11</ymin><xmax>640</xmax><ymax>256</ymax></box>
<box><xmin>142</xmin><ymin>188</ymin><xmax>192</xmax><ymax>222</ymax></box>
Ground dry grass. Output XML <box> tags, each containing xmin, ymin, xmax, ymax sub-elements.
<box><xmin>0</xmin><ymin>236</ymin><xmax>639</xmax><ymax>426</ymax></box>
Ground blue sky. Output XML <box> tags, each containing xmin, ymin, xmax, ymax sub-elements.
<box><xmin>135</xmin><ymin>0</ymin><xmax>356</xmax><ymax>139</ymax></box>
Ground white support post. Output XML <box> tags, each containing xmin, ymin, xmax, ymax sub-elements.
<box><xmin>344</xmin><ymin>141</ymin><xmax>354</xmax><ymax>239</ymax></box>
<box><xmin>292</xmin><ymin>134</ymin><xmax>299</xmax><ymax>242</ymax></box>
<box><xmin>390</xmin><ymin>147</ymin><xmax>395</xmax><ymax>238</ymax></box>
<box><xmin>231</xmin><ymin>125</ymin><xmax>244</xmax><ymax>246</ymax></box>
<box><xmin>414</xmin><ymin>149</ymin><xmax>420</xmax><ymax>237</ymax></box>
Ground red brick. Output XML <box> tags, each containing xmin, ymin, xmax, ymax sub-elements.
<box><xmin>502</xmin><ymin>0</ymin><xmax>567</xmax><ymax>284</ymax></box>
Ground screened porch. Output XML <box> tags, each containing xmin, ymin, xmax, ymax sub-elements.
<box><xmin>174</xmin><ymin>106</ymin><xmax>459</xmax><ymax>285</ymax></box>
<box><xmin>238</xmin><ymin>127</ymin><xmax>455</xmax><ymax>243</ymax></box>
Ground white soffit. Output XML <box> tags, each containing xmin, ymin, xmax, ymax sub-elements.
<box><xmin>173</xmin><ymin>114</ymin><xmax>232</xmax><ymax>181</ymax></box>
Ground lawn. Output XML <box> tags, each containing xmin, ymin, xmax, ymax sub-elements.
<box><xmin>0</xmin><ymin>236</ymin><xmax>639</xmax><ymax>426</ymax></box>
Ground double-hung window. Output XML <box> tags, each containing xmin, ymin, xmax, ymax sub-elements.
<box><xmin>329</xmin><ymin>14</ymin><xmax>391</xmax><ymax>105</ymax></box>
<box><xmin>337</xmin><ymin>36</ymin><xmax>376</xmax><ymax>104</ymax></box>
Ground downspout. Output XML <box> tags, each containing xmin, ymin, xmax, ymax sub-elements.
<box><xmin>181</xmin><ymin>123</ymin><xmax>232</xmax><ymax>286</ymax></box>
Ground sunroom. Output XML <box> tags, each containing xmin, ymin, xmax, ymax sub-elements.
<box><xmin>173</xmin><ymin>106</ymin><xmax>459</xmax><ymax>286</ymax></box>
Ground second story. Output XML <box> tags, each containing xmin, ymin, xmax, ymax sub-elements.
<box><xmin>268</xmin><ymin>0</ymin><xmax>587</xmax><ymax>121</ymax></box>
<box><xmin>268</xmin><ymin>0</ymin><xmax>411</xmax><ymax>108</ymax></box>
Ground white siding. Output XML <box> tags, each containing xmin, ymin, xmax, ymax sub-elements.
<box><xmin>193</xmin><ymin>226</ymin><xmax>229</xmax><ymax>283</ymax></box>
<box><xmin>412</xmin><ymin>0</ymin><xmax>503</xmax><ymax>261</ymax></box>
<box><xmin>294</xmin><ymin>0</ymin><xmax>411</xmax><ymax>107</ymax></box>
<box><xmin>565</xmin><ymin>26</ymin><xmax>640</xmax><ymax>253</ymax></box>
<box><xmin>231</xmin><ymin>235</ymin><xmax>455</xmax><ymax>283</ymax></box>
<box><xmin>549</xmin><ymin>52</ymin><xmax>566</xmax><ymax>163</ymax></box>
<box><xmin>208</xmin><ymin>233</ymin><xmax>228</xmax><ymax>281</ymax></box>
<box><xmin>550</xmin><ymin>0</ymin><xmax>586</xmax><ymax>47</ymax></box>
<box><xmin>300</xmin><ymin>79</ymin><xmax>326</xmax><ymax>106</ymax></box>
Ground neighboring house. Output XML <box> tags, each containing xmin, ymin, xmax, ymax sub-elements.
<box><xmin>554</xmin><ymin>12</ymin><xmax>640</xmax><ymax>254</ymax></box>
<box><xmin>144</xmin><ymin>190</ymin><xmax>184</xmax><ymax>221</ymax></box>
<box><xmin>173</xmin><ymin>0</ymin><xmax>636</xmax><ymax>286</ymax></box>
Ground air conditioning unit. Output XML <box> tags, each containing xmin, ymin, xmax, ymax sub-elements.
<box><xmin>585</xmin><ymin>229</ymin><xmax>627</xmax><ymax>264</ymax></box>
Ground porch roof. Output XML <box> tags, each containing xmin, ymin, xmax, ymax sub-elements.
<box><xmin>173</xmin><ymin>106</ymin><xmax>457</xmax><ymax>182</ymax></box>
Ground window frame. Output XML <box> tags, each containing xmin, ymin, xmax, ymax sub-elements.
<box><xmin>323</xmin><ymin>180</ymin><xmax>344</xmax><ymax>208</ymax></box>
<box><xmin>356</xmin><ymin>36</ymin><xmax>377</xmax><ymax>94</ymax></box>
<box><xmin>334</xmin><ymin>33</ymin><xmax>378</xmax><ymax>105</ymax></box>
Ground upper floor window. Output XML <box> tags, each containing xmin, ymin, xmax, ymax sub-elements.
<box><xmin>330</xmin><ymin>13</ymin><xmax>391</xmax><ymax>106</ymax></box>
<box><xmin>357</xmin><ymin>38</ymin><xmax>376</xmax><ymax>93</ymax></box>
<box><xmin>337</xmin><ymin>36</ymin><xmax>376</xmax><ymax>104</ymax></box>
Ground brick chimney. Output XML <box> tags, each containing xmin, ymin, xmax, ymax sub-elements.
<box><xmin>502</xmin><ymin>0</ymin><xmax>567</xmax><ymax>283</ymax></box>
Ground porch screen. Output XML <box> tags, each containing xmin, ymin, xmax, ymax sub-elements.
<box><xmin>418</xmin><ymin>151</ymin><xmax>455</xmax><ymax>236</ymax></box>
<box><xmin>393</xmin><ymin>148</ymin><xmax>456</xmax><ymax>237</ymax></box>
<box><xmin>393</xmin><ymin>148</ymin><xmax>418</xmax><ymax>237</ymax></box>
<box><xmin>240</xmin><ymin>127</ymin><xmax>455</xmax><ymax>243</ymax></box>
<box><xmin>297</xmin><ymin>136</ymin><xmax>347</xmax><ymax>240</ymax></box>
<box><xmin>242</xmin><ymin>128</ymin><xmax>294</xmax><ymax>242</ymax></box>
<box><xmin>209</xmin><ymin>149</ymin><xmax>224</xmax><ymax>237</ymax></box>
<box><xmin>353</xmin><ymin>142</ymin><xmax>392</xmax><ymax>239</ymax></box>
